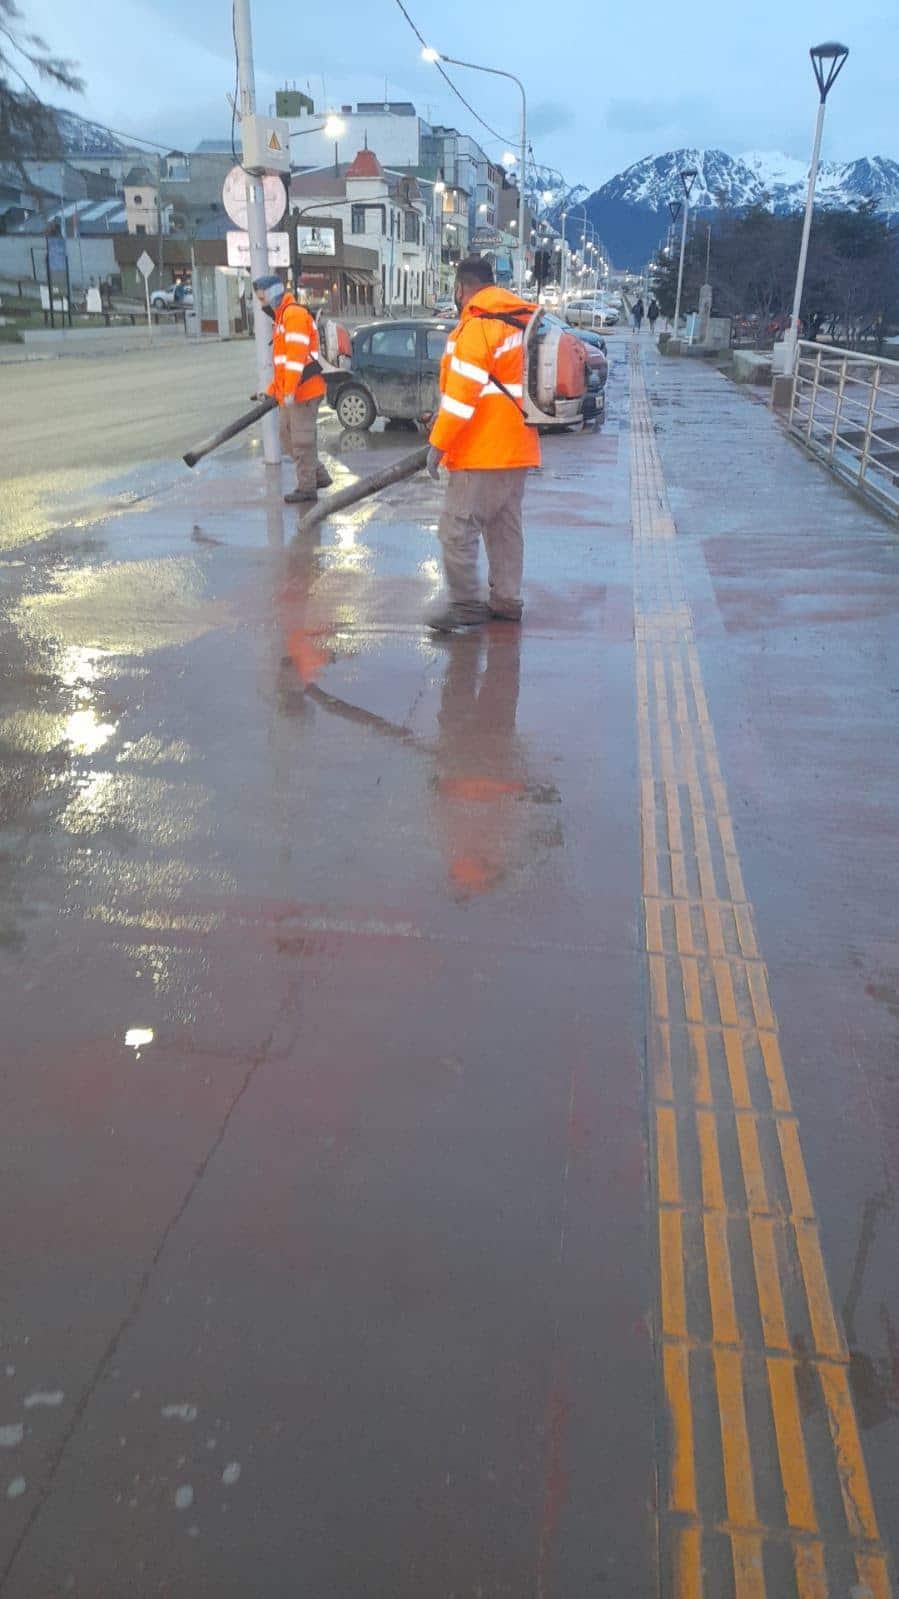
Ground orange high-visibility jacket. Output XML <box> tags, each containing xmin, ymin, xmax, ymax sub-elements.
<box><xmin>267</xmin><ymin>294</ymin><xmax>326</xmax><ymax>406</ymax></box>
<box><xmin>429</xmin><ymin>286</ymin><xmax>541</xmax><ymax>471</ymax></box>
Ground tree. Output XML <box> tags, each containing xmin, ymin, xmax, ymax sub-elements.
<box><xmin>650</xmin><ymin>226</ymin><xmax>705</xmax><ymax>321</ymax></box>
<box><xmin>0</xmin><ymin>0</ymin><xmax>83</xmax><ymax>175</ymax></box>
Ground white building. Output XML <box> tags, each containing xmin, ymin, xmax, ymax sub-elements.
<box><xmin>290</xmin><ymin>149</ymin><xmax>435</xmax><ymax>310</ymax></box>
<box><xmin>287</xmin><ymin>101</ymin><xmax>429</xmax><ymax>175</ymax></box>
<box><xmin>122</xmin><ymin>167</ymin><xmax>172</xmax><ymax>236</ymax></box>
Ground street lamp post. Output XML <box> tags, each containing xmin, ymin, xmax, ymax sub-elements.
<box><xmin>782</xmin><ymin>41</ymin><xmax>849</xmax><ymax>370</ymax></box>
<box><xmin>671</xmin><ymin>168</ymin><xmax>697</xmax><ymax>343</ymax></box>
<box><xmin>423</xmin><ymin>46</ymin><xmax>527</xmax><ymax>291</ymax></box>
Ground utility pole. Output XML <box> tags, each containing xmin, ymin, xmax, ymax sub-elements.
<box><xmin>157</xmin><ymin>153</ymin><xmax>165</xmax><ymax>288</ymax></box>
<box><xmin>233</xmin><ymin>0</ymin><xmax>280</xmax><ymax>465</ymax></box>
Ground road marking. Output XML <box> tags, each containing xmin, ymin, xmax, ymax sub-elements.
<box><xmin>629</xmin><ymin>349</ymin><xmax>892</xmax><ymax>1598</ymax></box>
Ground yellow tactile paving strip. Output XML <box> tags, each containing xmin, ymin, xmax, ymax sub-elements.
<box><xmin>629</xmin><ymin>348</ymin><xmax>893</xmax><ymax>1599</ymax></box>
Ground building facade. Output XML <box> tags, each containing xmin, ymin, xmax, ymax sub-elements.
<box><xmin>290</xmin><ymin>149</ymin><xmax>431</xmax><ymax>310</ymax></box>
<box><xmin>288</xmin><ymin>102</ymin><xmax>429</xmax><ymax>175</ymax></box>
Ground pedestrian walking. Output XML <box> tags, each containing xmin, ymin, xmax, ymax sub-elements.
<box><xmin>648</xmin><ymin>298</ymin><xmax>660</xmax><ymax>335</ymax></box>
<box><xmin>426</xmin><ymin>256</ymin><xmax>541</xmax><ymax>633</ymax></box>
<box><xmin>252</xmin><ymin>274</ymin><xmax>328</xmax><ymax>506</ymax></box>
<box><xmin>632</xmin><ymin>296</ymin><xmax>645</xmax><ymax>334</ymax></box>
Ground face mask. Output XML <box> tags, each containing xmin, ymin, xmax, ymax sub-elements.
<box><xmin>262</xmin><ymin>304</ymin><xmax>275</xmax><ymax>320</ymax></box>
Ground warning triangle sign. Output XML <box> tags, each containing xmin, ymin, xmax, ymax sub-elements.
<box><xmin>268</xmin><ymin>131</ymin><xmax>282</xmax><ymax>152</ymax></box>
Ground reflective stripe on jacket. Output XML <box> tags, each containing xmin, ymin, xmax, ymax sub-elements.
<box><xmin>429</xmin><ymin>286</ymin><xmax>541</xmax><ymax>471</ymax></box>
<box><xmin>267</xmin><ymin>294</ymin><xmax>326</xmax><ymax>405</ymax></box>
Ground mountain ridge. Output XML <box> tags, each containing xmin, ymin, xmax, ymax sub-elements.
<box><xmin>582</xmin><ymin>146</ymin><xmax>899</xmax><ymax>268</ymax></box>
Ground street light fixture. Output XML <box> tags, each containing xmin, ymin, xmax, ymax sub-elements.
<box><xmin>422</xmin><ymin>45</ymin><xmax>528</xmax><ymax>290</ymax></box>
<box><xmin>289</xmin><ymin>113</ymin><xmax>345</xmax><ymax>142</ymax></box>
<box><xmin>671</xmin><ymin>167</ymin><xmax>698</xmax><ymax>342</ymax></box>
<box><xmin>782</xmin><ymin>41</ymin><xmax>849</xmax><ymax>370</ymax></box>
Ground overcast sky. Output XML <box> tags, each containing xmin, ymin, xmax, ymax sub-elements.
<box><xmin>22</xmin><ymin>0</ymin><xmax>899</xmax><ymax>188</ymax></box>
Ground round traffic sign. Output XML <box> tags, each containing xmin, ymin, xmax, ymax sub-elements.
<box><xmin>222</xmin><ymin>167</ymin><xmax>287</xmax><ymax>230</ymax></box>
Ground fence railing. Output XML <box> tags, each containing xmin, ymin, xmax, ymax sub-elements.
<box><xmin>787</xmin><ymin>341</ymin><xmax>899</xmax><ymax>520</ymax></box>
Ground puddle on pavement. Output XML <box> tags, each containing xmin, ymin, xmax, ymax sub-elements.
<box><xmin>13</xmin><ymin>558</ymin><xmax>232</xmax><ymax>656</ymax></box>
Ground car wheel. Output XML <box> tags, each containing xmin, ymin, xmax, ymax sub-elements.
<box><xmin>335</xmin><ymin>383</ymin><xmax>377</xmax><ymax>431</ymax></box>
<box><xmin>150</xmin><ymin>295</ymin><xmax>166</xmax><ymax>309</ymax></box>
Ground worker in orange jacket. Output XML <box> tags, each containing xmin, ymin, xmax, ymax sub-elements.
<box><xmin>426</xmin><ymin>256</ymin><xmax>541</xmax><ymax>632</ymax></box>
<box><xmin>253</xmin><ymin>274</ymin><xmax>328</xmax><ymax>506</ymax></box>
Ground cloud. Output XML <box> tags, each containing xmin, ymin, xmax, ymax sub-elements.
<box><xmin>605</xmin><ymin>96</ymin><xmax>713</xmax><ymax>136</ymax></box>
<box><xmin>528</xmin><ymin>100</ymin><xmax>575</xmax><ymax>138</ymax></box>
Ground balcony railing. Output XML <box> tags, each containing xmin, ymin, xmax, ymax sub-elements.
<box><xmin>788</xmin><ymin>341</ymin><xmax>899</xmax><ymax>521</ymax></box>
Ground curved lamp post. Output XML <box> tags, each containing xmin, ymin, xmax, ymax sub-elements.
<box><xmin>422</xmin><ymin>46</ymin><xmax>527</xmax><ymax>290</ymax></box>
<box><xmin>783</xmin><ymin>41</ymin><xmax>849</xmax><ymax>369</ymax></box>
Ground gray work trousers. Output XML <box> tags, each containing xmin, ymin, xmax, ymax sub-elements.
<box><xmin>437</xmin><ymin>468</ymin><xmax>527</xmax><ymax>619</ymax></box>
<box><xmin>279</xmin><ymin>397</ymin><xmax>320</xmax><ymax>493</ymax></box>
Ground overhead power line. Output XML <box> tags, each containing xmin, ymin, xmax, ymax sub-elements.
<box><xmin>389</xmin><ymin>0</ymin><xmax>517</xmax><ymax>148</ymax></box>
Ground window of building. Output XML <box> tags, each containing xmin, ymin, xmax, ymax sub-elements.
<box><xmin>133</xmin><ymin>194</ymin><xmax>143</xmax><ymax>206</ymax></box>
<box><xmin>353</xmin><ymin>204</ymin><xmax>385</xmax><ymax>235</ymax></box>
<box><xmin>135</xmin><ymin>224</ymin><xmax>146</xmax><ymax>235</ymax></box>
<box><xmin>370</xmin><ymin>327</ymin><xmax>416</xmax><ymax>359</ymax></box>
<box><xmin>403</xmin><ymin>211</ymin><xmax>419</xmax><ymax>244</ymax></box>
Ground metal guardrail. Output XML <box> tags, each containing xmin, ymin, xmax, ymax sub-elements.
<box><xmin>787</xmin><ymin>341</ymin><xmax>899</xmax><ymax>520</ymax></box>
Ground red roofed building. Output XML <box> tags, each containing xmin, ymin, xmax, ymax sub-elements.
<box><xmin>289</xmin><ymin>147</ymin><xmax>434</xmax><ymax>311</ymax></box>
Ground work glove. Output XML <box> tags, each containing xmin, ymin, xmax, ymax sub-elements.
<box><xmin>427</xmin><ymin>446</ymin><xmax>444</xmax><ymax>480</ymax></box>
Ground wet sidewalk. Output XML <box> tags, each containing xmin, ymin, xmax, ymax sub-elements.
<box><xmin>0</xmin><ymin>337</ymin><xmax>896</xmax><ymax>1596</ymax></box>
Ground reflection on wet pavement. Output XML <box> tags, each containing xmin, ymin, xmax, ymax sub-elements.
<box><xmin>0</xmin><ymin>336</ymin><xmax>896</xmax><ymax>1595</ymax></box>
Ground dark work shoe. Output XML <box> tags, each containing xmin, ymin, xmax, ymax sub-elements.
<box><xmin>284</xmin><ymin>489</ymin><xmax>318</xmax><ymax>505</ymax></box>
<box><xmin>316</xmin><ymin>465</ymin><xmax>333</xmax><ymax>488</ymax></box>
<box><xmin>425</xmin><ymin>602</ymin><xmax>487</xmax><ymax>633</ymax></box>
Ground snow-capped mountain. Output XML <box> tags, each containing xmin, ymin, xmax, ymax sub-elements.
<box><xmin>584</xmin><ymin>146</ymin><xmax>899</xmax><ymax>267</ymax></box>
<box><xmin>50</xmin><ymin>108</ymin><xmax>128</xmax><ymax>156</ymax></box>
<box><xmin>599</xmin><ymin>148</ymin><xmax>762</xmax><ymax>212</ymax></box>
<box><xmin>739</xmin><ymin>149</ymin><xmax>899</xmax><ymax>212</ymax></box>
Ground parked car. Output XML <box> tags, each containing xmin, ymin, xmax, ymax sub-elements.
<box><xmin>431</xmin><ymin>298</ymin><xmax>457</xmax><ymax>318</ymax></box>
<box><xmin>150</xmin><ymin>282</ymin><xmax>193</xmax><ymax>310</ymax></box>
<box><xmin>323</xmin><ymin>311</ymin><xmax>605</xmax><ymax>433</ymax></box>
<box><xmin>325</xmin><ymin>319</ymin><xmax>453</xmax><ymax>430</ymax></box>
<box><xmin>566</xmin><ymin>296</ymin><xmax>618</xmax><ymax>328</ymax></box>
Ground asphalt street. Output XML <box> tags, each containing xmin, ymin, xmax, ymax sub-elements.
<box><xmin>0</xmin><ymin>339</ymin><xmax>254</xmax><ymax>548</ymax></box>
